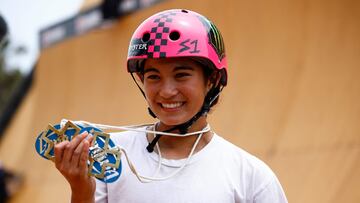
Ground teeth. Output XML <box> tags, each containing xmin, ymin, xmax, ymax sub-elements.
<box><xmin>162</xmin><ymin>102</ymin><xmax>182</xmax><ymax>108</ymax></box>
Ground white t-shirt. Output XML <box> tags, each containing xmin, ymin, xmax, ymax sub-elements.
<box><xmin>95</xmin><ymin>129</ymin><xmax>288</xmax><ymax>203</ymax></box>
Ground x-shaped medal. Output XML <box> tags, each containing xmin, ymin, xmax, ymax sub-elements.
<box><xmin>35</xmin><ymin>121</ymin><xmax>122</xmax><ymax>183</ymax></box>
<box><xmin>39</xmin><ymin>121</ymin><xmax>80</xmax><ymax>160</ymax></box>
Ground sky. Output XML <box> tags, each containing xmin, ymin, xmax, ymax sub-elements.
<box><xmin>0</xmin><ymin>0</ymin><xmax>83</xmax><ymax>74</ymax></box>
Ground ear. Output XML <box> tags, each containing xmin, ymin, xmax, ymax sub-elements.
<box><xmin>206</xmin><ymin>72</ymin><xmax>221</xmax><ymax>91</ymax></box>
<box><xmin>136</xmin><ymin>72</ymin><xmax>144</xmax><ymax>83</ymax></box>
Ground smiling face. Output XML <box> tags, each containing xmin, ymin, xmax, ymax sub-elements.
<box><xmin>142</xmin><ymin>57</ymin><xmax>211</xmax><ymax>127</ymax></box>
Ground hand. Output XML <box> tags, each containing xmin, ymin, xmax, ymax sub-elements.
<box><xmin>54</xmin><ymin>132</ymin><xmax>95</xmax><ymax>203</ymax></box>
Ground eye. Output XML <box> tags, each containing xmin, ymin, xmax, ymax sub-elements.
<box><xmin>175</xmin><ymin>72</ymin><xmax>191</xmax><ymax>78</ymax></box>
<box><xmin>145</xmin><ymin>74</ymin><xmax>160</xmax><ymax>80</ymax></box>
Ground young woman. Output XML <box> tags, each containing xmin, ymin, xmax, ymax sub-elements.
<box><xmin>54</xmin><ymin>9</ymin><xmax>288</xmax><ymax>203</ymax></box>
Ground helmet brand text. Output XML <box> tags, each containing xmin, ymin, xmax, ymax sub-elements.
<box><xmin>130</xmin><ymin>43</ymin><xmax>147</xmax><ymax>51</ymax></box>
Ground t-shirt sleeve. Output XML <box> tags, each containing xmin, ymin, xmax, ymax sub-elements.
<box><xmin>95</xmin><ymin>179</ymin><xmax>108</xmax><ymax>203</ymax></box>
<box><xmin>254</xmin><ymin>176</ymin><xmax>288</xmax><ymax>203</ymax></box>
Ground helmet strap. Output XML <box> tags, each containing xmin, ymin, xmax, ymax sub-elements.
<box><xmin>148</xmin><ymin>107</ymin><xmax>157</xmax><ymax>118</ymax></box>
<box><xmin>146</xmin><ymin>84</ymin><xmax>223</xmax><ymax>153</ymax></box>
<box><xmin>130</xmin><ymin>73</ymin><xmax>146</xmax><ymax>98</ymax></box>
<box><xmin>131</xmin><ymin>72</ymin><xmax>158</xmax><ymax>119</ymax></box>
<box><xmin>130</xmin><ymin>67</ymin><xmax>222</xmax><ymax>153</ymax></box>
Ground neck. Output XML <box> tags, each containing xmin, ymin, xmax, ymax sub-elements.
<box><xmin>148</xmin><ymin>117</ymin><xmax>213</xmax><ymax>159</ymax></box>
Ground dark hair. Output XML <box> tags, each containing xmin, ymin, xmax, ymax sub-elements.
<box><xmin>190</xmin><ymin>57</ymin><xmax>223</xmax><ymax>108</ymax></box>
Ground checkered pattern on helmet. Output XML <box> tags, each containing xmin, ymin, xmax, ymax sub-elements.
<box><xmin>147</xmin><ymin>12</ymin><xmax>177</xmax><ymax>58</ymax></box>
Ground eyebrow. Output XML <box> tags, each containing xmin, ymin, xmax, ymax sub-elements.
<box><xmin>143</xmin><ymin>67</ymin><xmax>159</xmax><ymax>74</ymax></box>
<box><xmin>173</xmin><ymin>66</ymin><xmax>194</xmax><ymax>71</ymax></box>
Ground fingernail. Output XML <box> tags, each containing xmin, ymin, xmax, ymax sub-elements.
<box><xmin>86</xmin><ymin>133</ymin><xmax>93</xmax><ymax>140</ymax></box>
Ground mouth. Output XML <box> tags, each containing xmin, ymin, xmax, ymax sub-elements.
<box><xmin>160</xmin><ymin>102</ymin><xmax>184</xmax><ymax>110</ymax></box>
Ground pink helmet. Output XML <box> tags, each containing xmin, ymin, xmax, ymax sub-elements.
<box><xmin>127</xmin><ymin>9</ymin><xmax>227</xmax><ymax>85</ymax></box>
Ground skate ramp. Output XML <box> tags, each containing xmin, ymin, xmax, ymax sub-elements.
<box><xmin>1</xmin><ymin>0</ymin><xmax>359</xmax><ymax>202</ymax></box>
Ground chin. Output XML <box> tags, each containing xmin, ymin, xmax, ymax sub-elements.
<box><xmin>158</xmin><ymin>116</ymin><xmax>190</xmax><ymax>127</ymax></box>
<box><xmin>160</xmin><ymin>119</ymin><xmax>183</xmax><ymax>127</ymax></box>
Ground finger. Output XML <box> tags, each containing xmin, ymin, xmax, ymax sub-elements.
<box><xmin>54</xmin><ymin>141</ymin><xmax>69</xmax><ymax>166</ymax></box>
<box><xmin>79</xmin><ymin>139</ymin><xmax>90</xmax><ymax>173</ymax></box>
<box><xmin>87</xmin><ymin>133</ymin><xmax>94</xmax><ymax>144</ymax></box>
<box><xmin>80</xmin><ymin>133</ymin><xmax>94</xmax><ymax>168</ymax></box>
<box><xmin>71</xmin><ymin>139</ymin><xmax>85</xmax><ymax>167</ymax></box>
<box><xmin>62</xmin><ymin>132</ymin><xmax>88</xmax><ymax>163</ymax></box>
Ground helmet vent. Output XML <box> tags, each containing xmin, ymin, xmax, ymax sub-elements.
<box><xmin>181</xmin><ymin>9</ymin><xmax>188</xmax><ymax>13</ymax></box>
<box><xmin>169</xmin><ymin>31</ymin><xmax>180</xmax><ymax>41</ymax></box>
<box><xmin>142</xmin><ymin>32</ymin><xmax>150</xmax><ymax>43</ymax></box>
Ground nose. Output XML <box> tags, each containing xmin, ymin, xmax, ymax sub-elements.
<box><xmin>159</xmin><ymin>79</ymin><xmax>178</xmax><ymax>99</ymax></box>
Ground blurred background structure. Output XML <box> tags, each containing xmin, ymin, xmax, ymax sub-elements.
<box><xmin>0</xmin><ymin>0</ymin><xmax>359</xmax><ymax>202</ymax></box>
